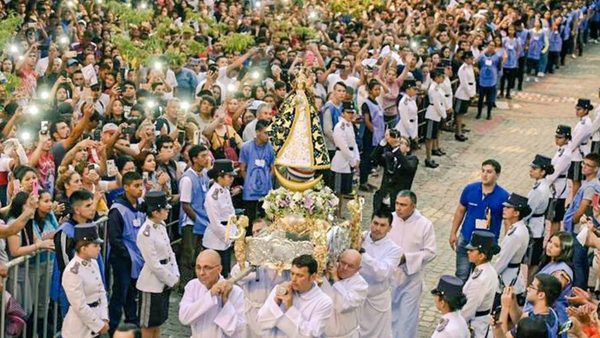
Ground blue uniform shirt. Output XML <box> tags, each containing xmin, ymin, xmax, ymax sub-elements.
<box><xmin>459</xmin><ymin>181</ymin><xmax>510</xmax><ymax>241</ymax></box>
<box><xmin>478</xmin><ymin>53</ymin><xmax>502</xmax><ymax>87</ymax></box>
<box><xmin>239</xmin><ymin>140</ymin><xmax>275</xmax><ymax>201</ymax></box>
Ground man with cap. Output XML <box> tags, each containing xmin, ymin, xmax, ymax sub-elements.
<box><xmin>493</xmin><ymin>193</ymin><xmax>531</xmax><ymax>306</ymax></box>
<box><xmin>389</xmin><ymin>190</ymin><xmax>436</xmax><ymax>338</ymax></box>
<box><xmin>371</xmin><ymin>130</ymin><xmax>418</xmax><ymax>215</ymax></box>
<box><xmin>331</xmin><ymin>101</ymin><xmax>360</xmax><ymax>206</ymax></box>
<box><xmin>424</xmin><ymin>68</ymin><xmax>447</xmax><ymax>169</ymax></box>
<box><xmin>568</xmin><ymin>98</ymin><xmax>594</xmax><ymax>200</ymax></box>
<box><xmin>430</xmin><ymin>275</ymin><xmax>469</xmax><ymax>338</ymax></box>
<box><xmin>136</xmin><ymin>191</ymin><xmax>179</xmax><ymax>338</ymax></box>
<box><xmin>526</xmin><ymin>155</ymin><xmax>553</xmax><ymax>281</ymax></box>
<box><xmin>454</xmin><ymin>51</ymin><xmax>476</xmax><ymax>142</ymax></box>
<box><xmin>395</xmin><ymin>79</ymin><xmax>419</xmax><ymax>146</ymax></box>
<box><xmin>61</xmin><ymin>223</ymin><xmax>109</xmax><ymax>338</ymax></box>
<box><xmin>461</xmin><ymin>230</ymin><xmax>500</xmax><ymax>338</ymax></box>
<box><xmin>204</xmin><ymin>159</ymin><xmax>238</xmax><ymax>278</ymax></box>
<box><xmin>546</xmin><ymin>125</ymin><xmax>572</xmax><ymax>236</ymax></box>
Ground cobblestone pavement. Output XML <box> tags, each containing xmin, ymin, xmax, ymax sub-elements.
<box><xmin>161</xmin><ymin>45</ymin><xmax>600</xmax><ymax>337</ymax></box>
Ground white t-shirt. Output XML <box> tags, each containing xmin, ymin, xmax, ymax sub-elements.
<box><xmin>326</xmin><ymin>73</ymin><xmax>360</xmax><ymax>94</ymax></box>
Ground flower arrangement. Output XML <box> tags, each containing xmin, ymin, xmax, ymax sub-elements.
<box><xmin>262</xmin><ymin>184</ymin><xmax>339</xmax><ymax>221</ymax></box>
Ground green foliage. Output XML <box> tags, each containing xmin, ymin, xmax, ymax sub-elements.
<box><xmin>4</xmin><ymin>73</ymin><xmax>21</xmax><ymax>94</ymax></box>
<box><xmin>221</xmin><ymin>33</ymin><xmax>254</xmax><ymax>53</ymax></box>
<box><xmin>107</xmin><ymin>0</ymin><xmax>153</xmax><ymax>26</ymax></box>
<box><xmin>187</xmin><ymin>40</ymin><xmax>206</xmax><ymax>56</ymax></box>
<box><xmin>0</xmin><ymin>13</ymin><xmax>23</xmax><ymax>50</ymax></box>
<box><xmin>293</xmin><ymin>26</ymin><xmax>319</xmax><ymax>41</ymax></box>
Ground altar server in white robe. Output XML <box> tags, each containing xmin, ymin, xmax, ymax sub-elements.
<box><xmin>179</xmin><ymin>250</ymin><xmax>246</xmax><ymax>338</ymax></box>
<box><xmin>230</xmin><ymin>220</ymin><xmax>287</xmax><ymax>338</ymax></box>
<box><xmin>322</xmin><ymin>249</ymin><xmax>368</xmax><ymax>338</ymax></box>
<box><xmin>389</xmin><ymin>191</ymin><xmax>437</xmax><ymax>338</ymax></box>
<box><xmin>359</xmin><ymin>210</ymin><xmax>403</xmax><ymax>338</ymax></box>
<box><xmin>257</xmin><ymin>254</ymin><xmax>333</xmax><ymax>337</ymax></box>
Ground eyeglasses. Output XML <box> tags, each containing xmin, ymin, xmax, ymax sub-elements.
<box><xmin>196</xmin><ymin>265</ymin><xmax>218</xmax><ymax>273</ymax></box>
<box><xmin>527</xmin><ymin>284</ymin><xmax>538</xmax><ymax>291</ymax></box>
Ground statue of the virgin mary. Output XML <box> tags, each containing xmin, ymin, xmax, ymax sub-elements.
<box><xmin>267</xmin><ymin>68</ymin><xmax>330</xmax><ymax>191</ymax></box>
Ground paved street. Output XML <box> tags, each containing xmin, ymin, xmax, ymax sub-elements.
<box><xmin>161</xmin><ymin>44</ymin><xmax>600</xmax><ymax>337</ymax></box>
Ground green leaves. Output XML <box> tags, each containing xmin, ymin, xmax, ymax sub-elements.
<box><xmin>0</xmin><ymin>13</ymin><xmax>23</xmax><ymax>50</ymax></box>
<box><xmin>107</xmin><ymin>0</ymin><xmax>153</xmax><ymax>26</ymax></box>
<box><xmin>221</xmin><ymin>33</ymin><xmax>255</xmax><ymax>53</ymax></box>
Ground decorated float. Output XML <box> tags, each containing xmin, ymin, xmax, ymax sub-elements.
<box><xmin>227</xmin><ymin>68</ymin><xmax>363</xmax><ymax>280</ymax></box>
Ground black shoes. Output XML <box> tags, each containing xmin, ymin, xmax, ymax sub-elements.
<box><xmin>432</xmin><ymin>149</ymin><xmax>446</xmax><ymax>156</ymax></box>
<box><xmin>425</xmin><ymin>159</ymin><xmax>439</xmax><ymax>168</ymax></box>
<box><xmin>455</xmin><ymin>134</ymin><xmax>468</xmax><ymax>142</ymax></box>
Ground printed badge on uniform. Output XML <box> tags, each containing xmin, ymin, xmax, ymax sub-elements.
<box><xmin>133</xmin><ymin>219</ymin><xmax>142</xmax><ymax>227</ymax></box>
<box><xmin>436</xmin><ymin>318</ymin><xmax>449</xmax><ymax>332</ymax></box>
<box><xmin>485</xmin><ymin>59</ymin><xmax>493</xmax><ymax>66</ymax></box>
<box><xmin>472</xmin><ymin>268</ymin><xmax>482</xmax><ymax>279</ymax></box>
<box><xmin>143</xmin><ymin>225</ymin><xmax>151</xmax><ymax>237</ymax></box>
<box><xmin>70</xmin><ymin>262</ymin><xmax>80</xmax><ymax>274</ymax></box>
<box><xmin>255</xmin><ymin>159</ymin><xmax>265</xmax><ymax>167</ymax></box>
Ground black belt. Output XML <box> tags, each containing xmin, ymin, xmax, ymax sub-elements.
<box><xmin>429</xmin><ymin>104</ymin><xmax>433</xmax><ymax>106</ymax></box>
<box><xmin>507</xmin><ymin>262</ymin><xmax>520</xmax><ymax>268</ymax></box>
<box><xmin>220</xmin><ymin>221</ymin><xmax>228</xmax><ymax>226</ymax></box>
<box><xmin>557</xmin><ymin>174</ymin><xmax>566</xmax><ymax>178</ymax></box>
<box><xmin>531</xmin><ymin>213</ymin><xmax>545</xmax><ymax>217</ymax></box>
<box><xmin>336</xmin><ymin>147</ymin><xmax>354</xmax><ymax>151</ymax></box>
<box><xmin>409</xmin><ymin>119</ymin><xmax>414</xmax><ymax>122</ymax></box>
<box><xmin>88</xmin><ymin>300</ymin><xmax>101</xmax><ymax>308</ymax></box>
<box><xmin>160</xmin><ymin>258</ymin><xmax>170</xmax><ymax>265</ymax></box>
<box><xmin>475</xmin><ymin>309</ymin><xmax>491</xmax><ymax>317</ymax></box>
<box><xmin>468</xmin><ymin>82</ymin><xmax>474</xmax><ymax>85</ymax></box>
<box><xmin>444</xmin><ymin>95</ymin><xmax>450</xmax><ymax>97</ymax></box>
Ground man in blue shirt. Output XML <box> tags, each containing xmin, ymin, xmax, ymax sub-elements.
<box><xmin>239</xmin><ymin>120</ymin><xmax>275</xmax><ymax>232</ymax></box>
<box><xmin>476</xmin><ymin>42</ymin><xmax>506</xmax><ymax>120</ymax></box>
<box><xmin>449</xmin><ymin>159</ymin><xmax>510</xmax><ymax>281</ymax></box>
<box><xmin>172</xmin><ymin>62</ymin><xmax>198</xmax><ymax>102</ymax></box>
<box><xmin>563</xmin><ymin>153</ymin><xmax>600</xmax><ymax>288</ymax></box>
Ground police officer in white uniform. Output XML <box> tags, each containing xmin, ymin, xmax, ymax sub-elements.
<box><xmin>439</xmin><ymin>59</ymin><xmax>454</xmax><ymax>133</ymax></box>
<box><xmin>494</xmin><ymin>193</ymin><xmax>531</xmax><ymax>304</ymax></box>
<box><xmin>430</xmin><ymin>275</ymin><xmax>469</xmax><ymax>338</ymax></box>
<box><xmin>546</xmin><ymin>125</ymin><xmax>572</xmax><ymax>235</ymax></box>
<box><xmin>137</xmin><ymin>191</ymin><xmax>180</xmax><ymax>336</ymax></box>
<box><xmin>204</xmin><ymin>159</ymin><xmax>238</xmax><ymax>277</ymax></box>
<box><xmin>61</xmin><ymin>223</ymin><xmax>109</xmax><ymax>338</ymax></box>
<box><xmin>569</xmin><ymin>98</ymin><xmax>594</xmax><ymax>198</ymax></box>
<box><xmin>526</xmin><ymin>155</ymin><xmax>553</xmax><ymax>280</ymax></box>
<box><xmin>395</xmin><ymin>80</ymin><xmax>419</xmax><ymax>146</ymax></box>
<box><xmin>331</xmin><ymin>101</ymin><xmax>360</xmax><ymax>203</ymax></box>
<box><xmin>461</xmin><ymin>231</ymin><xmax>500</xmax><ymax>338</ymax></box>
<box><xmin>454</xmin><ymin>51</ymin><xmax>476</xmax><ymax>142</ymax></box>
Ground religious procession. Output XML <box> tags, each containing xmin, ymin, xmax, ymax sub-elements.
<box><xmin>0</xmin><ymin>0</ymin><xmax>599</xmax><ymax>337</ymax></box>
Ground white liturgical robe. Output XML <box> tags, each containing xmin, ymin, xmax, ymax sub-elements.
<box><xmin>321</xmin><ymin>273</ymin><xmax>368</xmax><ymax>338</ymax></box>
<box><xmin>358</xmin><ymin>233</ymin><xmax>402</xmax><ymax>338</ymax></box>
<box><xmin>231</xmin><ymin>263</ymin><xmax>287</xmax><ymax>338</ymax></box>
<box><xmin>389</xmin><ymin>211</ymin><xmax>437</xmax><ymax>338</ymax></box>
<box><xmin>256</xmin><ymin>282</ymin><xmax>333</xmax><ymax>337</ymax></box>
<box><xmin>179</xmin><ymin>277</ymin><xmax>246</xmax><ymax>338</ymax></box>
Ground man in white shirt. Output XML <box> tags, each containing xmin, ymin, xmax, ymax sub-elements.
<box><xmin>424</xmin><ymin>69</ymin><xmax>447</xmax><ymax>168</ymax></box>
<box><xmin>332</xmin><ymin>101</ymin><xmax>360</xmax><ymax>207</ymax></box>
<box><xmin>322</xmin><ymin>249</ymin><xmax>368</xmax><ymax>338</ymax></box>
<box><xmin>359</xmin><ymin>211</ymin><xmax>403</xmax><ymax>338</ymax></box>
<box><xmin>178</xmin><ymin>250</ymin><xmax>246</xmax><ymax>338</ymax></box>
<box><xmin>389</xmin><ymin>191</ymin><xmax>437</xmax><ymax>338</ymax></box>
<box><xmin>257</xmin><ymin>254</ymin><xmax>333</xmax><ymax>337</ymax></box>
<box><xmin>326</xmin><ymin>59</ymin><xmax>360</xmax><ymax>94</ymax></box>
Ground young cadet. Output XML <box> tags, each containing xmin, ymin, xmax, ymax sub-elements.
<box><xmin>453</xmin><ymin>51</ymin><xmax>476</xmax><ymax>142</ymax></box>
<box><xmin>331</xmin><ymin>101</ymin><xmax>360</xmax><ymax>206</ymax></box>
<box><xmin>568</xmin><ymin>98</ymin><xmax>594</xmax><ymax>200</ymax></box>
<box><xmin>424</xmin><ymin>68</ymin><xmax>447</xmax><ymax>169</ymax></box>
<box><xmin>108</xmin><ymin>171</ymin><xmax>146</xmax><ymax>333</ymax></box>
<box><xmin>178</xmin><ymin>144</ymin><xmax>211</xmax><ymax>289</ymax></box>
<box><xmin>545</xmin><ymin>125</ymin><xmax>572</xmax><ymax>236</ymax></box>
<box><xmin>526</xmin><ymin>155</ymin><xmax>553</xmax><ymax>281</ymax></box>
<box><xmin>395</xmin><ymin>79</ymin><xmax>419</xmax><ymax>146</ymax></box>
<box><xmin>476</xmin><ymin>41</ymin><xmax>506</xmax><ymax>120</ymax></box>
<box><xmin>430</xmin><ymin>275</ymin><xmax>469</xmax><ymax>338</ymax></box>
<box><xmin>461</xmin><ymin>231</ymin><xmax>500</xmax><ymax>338</ymax></box>
<box><xmin>494</xmin><ymin>193</ymin><xmax>531</xmax><ymax>305</ymax></box>
<box><xmin>61</xmin><ymin>223</ymin><xmax>109</xmax><ymax>338</ymax></box>
<box><xmin>136</xmin><ymin>191</ymin><xmax>179</xmax><ymax>338</ymax></box>
<box><xmin>204</xmin><ymin>159</ymin><xmax>238</xmax><ymax>278</ymax></box>
<box><xmin>52</xmin><ymin>189</ymin><xmax>106</xmax><ymax>318</ymax></box>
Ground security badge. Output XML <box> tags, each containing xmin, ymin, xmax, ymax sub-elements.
<box><xmin>436</xmin><ymin>318</ymin><xmax>449</xmax><ymax>332</ymax></box>
<box><xmin>472</xmin><ymin>268</ymin><xmax>482</xmax><ymax>279</ymax></box>
<box><xmin>133</xmin><ymin>218</ymin><xmax>142</xmax><ymax>227</ymax></box>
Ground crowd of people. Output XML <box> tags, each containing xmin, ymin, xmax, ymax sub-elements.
<box><xmin>0</xmin><ymin>0</ymin><xmax>598</xmax><ymax>337</ymax></box>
